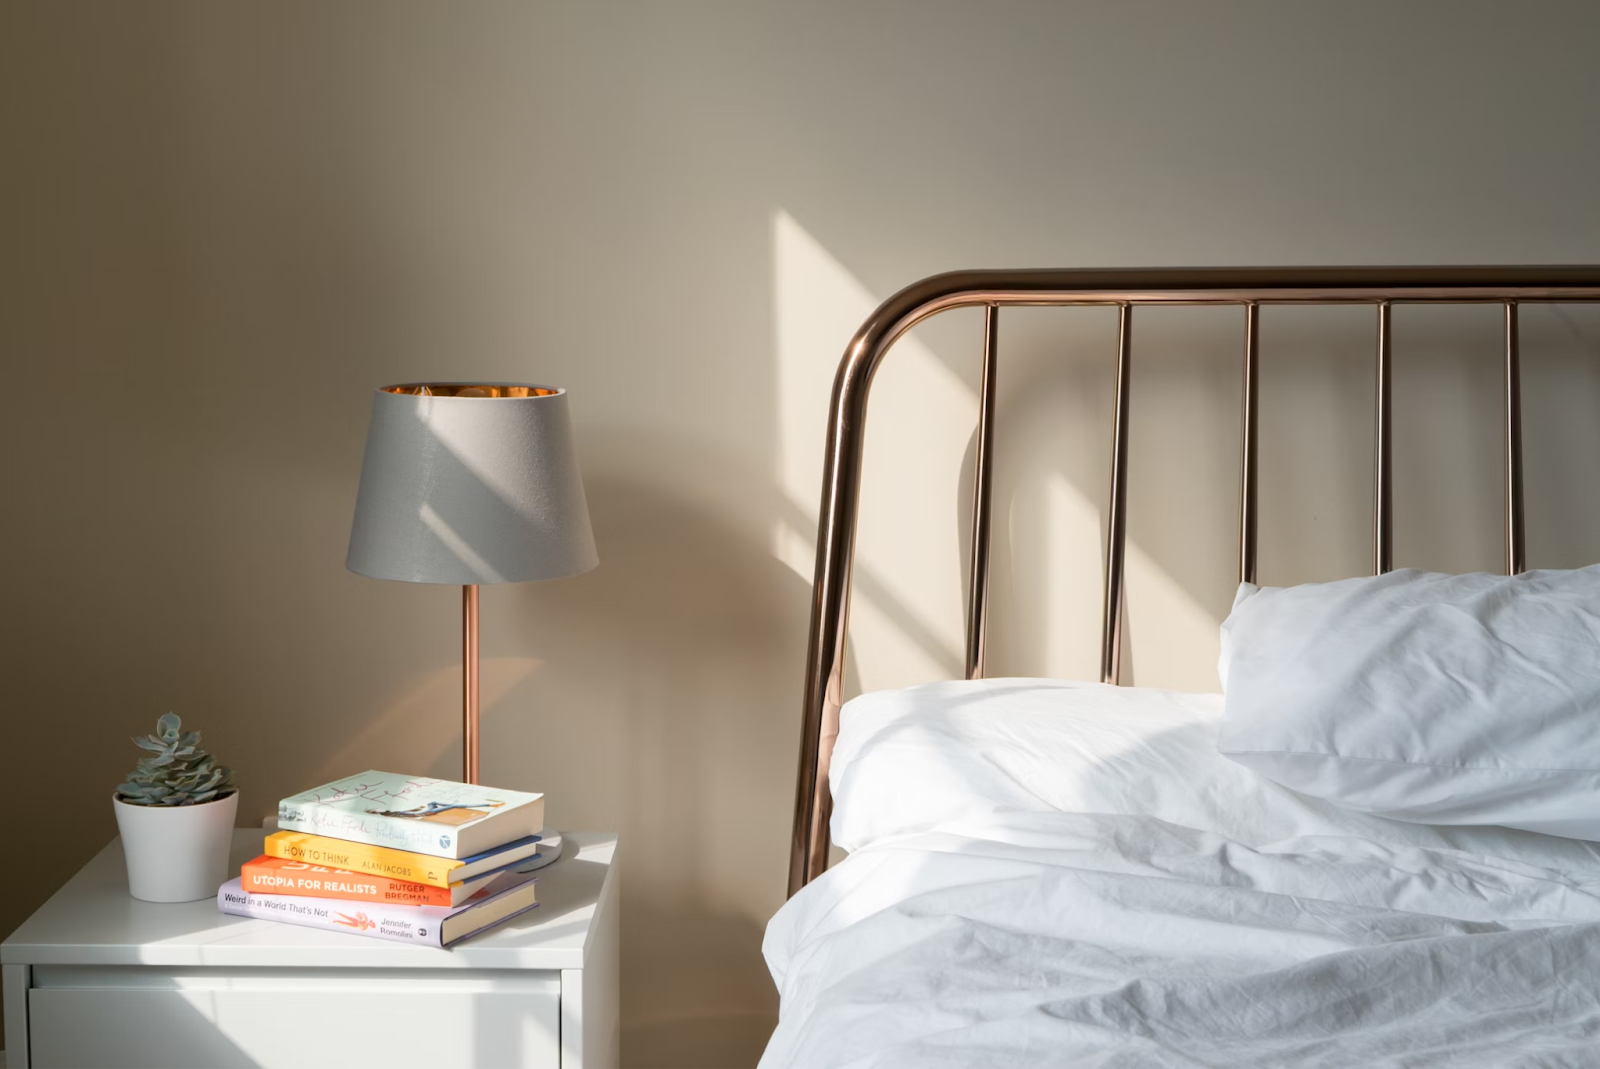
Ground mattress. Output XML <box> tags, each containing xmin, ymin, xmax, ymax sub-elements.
<box><xmin>761</xmin><ymin>679</ymin><xmax>1600</xmax><ymax>1068</ymax></box>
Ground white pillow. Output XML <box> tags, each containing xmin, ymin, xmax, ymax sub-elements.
<box><xmin>1218</xmin><ymin>565</ymin><xmax>1600</xmax><ymax>840</ymax></box>
<box><xmin>828</xmin><ymin>677</ymin><xmax>1584</xmax><ymax>862</ymax></box>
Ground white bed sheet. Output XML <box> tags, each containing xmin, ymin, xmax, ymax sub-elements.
<box><xmin>761</xmin><ymin>679</ymin><xmax>1600</xmax><ymax>1068</ymax></box>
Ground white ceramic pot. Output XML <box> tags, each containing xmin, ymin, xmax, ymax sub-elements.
<box><xmin>112</xmin><ymin>790</ymin><xmax>239</xmax><ymax>902</ymax></box>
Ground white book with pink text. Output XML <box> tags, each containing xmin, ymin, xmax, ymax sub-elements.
<box><xmin>216</xmin><ymin>868</ymin><xmax>538</xmax><ymax>948</ymax></box>
<box><xmin>277</xmin><ymin>771</ymin><xmax>544</xmax><ymax>859</ymax></box>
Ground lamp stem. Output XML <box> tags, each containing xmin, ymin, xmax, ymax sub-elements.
<box><xmin>463</xmin><ymin>584</ymin><xmax>480</xmax><ymax>784</ymax></box>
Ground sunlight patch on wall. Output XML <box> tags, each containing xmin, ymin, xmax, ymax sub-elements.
<box><xmin>773</xmin><ymin>210</ymin><xmax>972</xmax><ymax>691</ymax></box>
<box><xmin>1027</xmin><ymin>474</ymin><xmax>1220</xmax><ymax>690</ymax></box>
<box><xmin>1125</xmin><ymin>540</ymin><xmax>1222</xmax><ymax>691</ymax></box>
<box><xmin>1036</xmin><ymin>473</ymin><xmax>1105</xmax><ymax>680</ymax></box>
<box><xmin>772</xmin><ymin>210</ymin><xmax>1221</xmax><ymax>693</ymax></box>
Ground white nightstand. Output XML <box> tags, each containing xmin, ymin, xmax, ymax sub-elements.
<box><xmin>2</xmin><ymin>829</ymin><xmax>619</xmax><ymax>1069</ymax></box>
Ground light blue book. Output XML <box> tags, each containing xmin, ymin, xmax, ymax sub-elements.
<box><xmin>278</xmin><ymin>771</ymin><xmax>545</xmax><ymax>859</ymax></box>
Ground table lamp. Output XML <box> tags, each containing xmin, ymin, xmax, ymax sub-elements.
<box><xmin>347</xmin><ymin>383</ymin><xmax>598</xmax><ymax>784</ymax></box>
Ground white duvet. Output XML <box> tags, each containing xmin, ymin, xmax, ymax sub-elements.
<box><xmin>761</xmin><ymin>680</ymin><xmax>1600</xmax><ymax>1068</ymax></box>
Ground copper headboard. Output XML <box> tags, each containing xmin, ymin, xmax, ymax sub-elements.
<box><xmin>787</xmin><ymin>266</ymin><xmax>1600</xmax><ymax>897</ymax></box>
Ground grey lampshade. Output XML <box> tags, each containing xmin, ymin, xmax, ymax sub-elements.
<box><xmin>347</xmin><ymin>383</ymin><xmax>598</xmax><ymax>585</ymax></box>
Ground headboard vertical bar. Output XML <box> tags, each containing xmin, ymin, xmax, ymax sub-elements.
<box><xmin>1504</xmin><ymin>301</ymin><xmax>1526</xmax><ymax>575</ymax></box>
<box><xmin>1239</xmin><ymin>303</ymin><xmax>1261</xmax><ymax>585</ymax></box>
<box><xmin>965</xmin><ymin>305</ymin><xmax>1000</xmax><ymax>680</ymax></box>
<box><xmin>1101</xmin><ymin>304</ymin><xmax>1134</xmax><ymax>685</ymax></box>
<box><xmin>1374</xmin><ymin>301</ymin><xmax>1394</xmax><ymax>575</ymax></box>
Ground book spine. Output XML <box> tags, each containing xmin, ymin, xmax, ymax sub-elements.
<box><xmin>263</xmin><ymin>833</ymin><xmax>459</xmax><ymax>888</ymax></box>
<box><xmin>242</xmin><ymin>859</ymin><xmax>453</xmax><ymax>907</ymax></box>
<box><xmin>441</xmin><ymin>902</ymin><xmax>539</xmax><ymax>949</ymax></box>
<box><xmin>217</xmin><ymin>881</ymin><xmax>445</xmax><ymax>947</ymax></box>
<box><xmin>276</xmin><ymin>802</ymin><xmax>464</xmax><ymax>857</ymax></box>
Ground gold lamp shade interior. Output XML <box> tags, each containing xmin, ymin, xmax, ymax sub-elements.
<box><xmin>382</xmin><ymin>383</ymin><xmax>559</xmax><ymax>398</ymax></box>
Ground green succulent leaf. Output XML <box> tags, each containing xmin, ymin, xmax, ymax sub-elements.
<box><xmin>118</xmin><ymin>714</ymin><xmax>234</xmax><ymax>806</ymax></box>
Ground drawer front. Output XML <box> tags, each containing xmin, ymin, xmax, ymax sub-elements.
<box><xmin>28</xmin><ymin>966</ymin><xmax>561</xmax><ymax>1069</ymax></box>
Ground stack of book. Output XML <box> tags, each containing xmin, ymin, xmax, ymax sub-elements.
<box><xmin>217</xmin><ymin>771</ymin><xmax>546</xmax><ymax>948</ymax></box>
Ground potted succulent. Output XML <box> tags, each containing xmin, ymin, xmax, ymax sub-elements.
<box><xmin>112</xmin><ymin>713</ymin><xmax>238</xmax><ymax>902</ymax></box>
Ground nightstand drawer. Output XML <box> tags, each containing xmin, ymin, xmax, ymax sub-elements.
<box><xmin>28</xmin><ymin>966</ymin><xmax>561</xmax><ymax>1069</ymax></box>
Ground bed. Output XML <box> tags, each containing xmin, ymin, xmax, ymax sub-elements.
<box><xmin>762</xmin><ymin>268</ymin><xmax>1600</xmax><ymax>1068</ymax></box>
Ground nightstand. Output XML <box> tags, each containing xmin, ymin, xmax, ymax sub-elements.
<box><xmin>2</xmin><ymin>829</ymin><xmax>619</xmax><ymax>1068</ymax></box>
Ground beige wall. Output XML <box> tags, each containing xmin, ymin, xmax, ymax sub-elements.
<box><xmin>5</xmin><ymin>2</ymin><xmax>1600</xmax><ymax>1064</ymax></box>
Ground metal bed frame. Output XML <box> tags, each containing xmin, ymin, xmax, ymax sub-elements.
<box><xmin>787</xmin><ymin>266</ymin><xmax>1600</xmax><ymax>897</ymax></box>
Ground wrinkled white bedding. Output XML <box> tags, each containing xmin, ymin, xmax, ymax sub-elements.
<box><xmin>761</xmin><ymin>680</ymin><xmax>1600</xmax><ymax>1068</ymax></box>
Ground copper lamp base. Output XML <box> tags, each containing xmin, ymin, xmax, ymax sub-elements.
<box><xmin>463</xmin><ymin>584</ymin><xmax>480</xmax><ymax>785</ymax></box>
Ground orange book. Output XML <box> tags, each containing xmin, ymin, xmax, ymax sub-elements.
<box><xmin>240</xmin><ymin>854</ymin><xmax>471</xmax><ymax>907</ymax></box>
